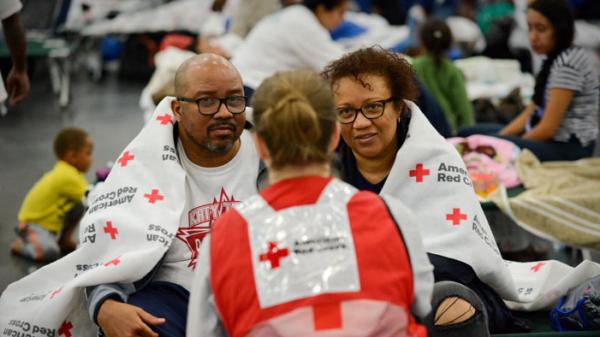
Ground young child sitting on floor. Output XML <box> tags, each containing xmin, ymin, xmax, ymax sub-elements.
<box><xmin>11</xmin><ymin>127</ymin><xmax>93</xmax><ymax>262</ymax></box>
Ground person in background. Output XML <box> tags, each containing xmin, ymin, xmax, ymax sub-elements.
<box><xmin>413</xmin><ymin>18</ymin><xmax>475</xmax><ymax>134</ymax></box>
<box><xmin>231</xmin><ymin>0</ymin><xmax>348</xmax><ymax>100</ymax></box>
<box><xmin>0</xmin><ymin>0</ymin><xmax>30</xmax><ymax>108</ymax></box>
<box><xmin>187</xmin><ymin>69</ymin><xmax>434</xmax><ymax>337</ymax></box>
<box><xmin>11</xmin><ymin>127</ymin><xmax>92</xmax><ymax>262</ymax></box>
<box><xmin>459</xmin><ymin>0</ymin><xmax>598</xmax><ymax>161</ymax></box>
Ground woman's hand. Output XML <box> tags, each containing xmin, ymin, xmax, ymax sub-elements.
<box><xmin>97</xmin><ymin>299</ymin><xmax>165</xmax><ymax>337</ymax></box>
<box><xmin>499</xmin><ymin>102</ymin><xmax>535</xmax><ymax>136</ymax></box>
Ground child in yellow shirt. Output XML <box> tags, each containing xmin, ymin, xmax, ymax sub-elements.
<box><xmin>11</xmin><ymin>127</ymin><xmax>93</xmax><ymax>262</ymax></box>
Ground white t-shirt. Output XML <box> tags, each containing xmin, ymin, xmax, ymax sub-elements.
<box><xmin>154</xmin><ymin>130</ymin><xmax>260</xmax><ymax>290</ymax></box>
<box><xmin>0</xmin><ymin>0</ymin><xmax>22</xmax><ymax>104</ymax></box>
<box><xmin>231</xmin><ymin>5</ymin><xmax>345</xmax><ymax>89</ymax></box>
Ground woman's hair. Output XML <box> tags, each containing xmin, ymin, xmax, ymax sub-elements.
<box><xmin>420</xmin><ymin>18</ymin><xmax>453</xmax><ymax>67</ymax></box>
<box><xmin>302</xmin><ymin>0</ymin><xmax>346</xmax><ymax>12</ymax></box>
<box><xmin>54</xmin><ymin>127</ymin><xmax>89</xmax><ymax>159</ymax></box>
<box><xmin>529</xmin><ymin>0</ymin><xmax>575</xmax><ymax>107</ymax></box>
<box><xmin>252</xmin><ymin>70</ymin><xmax>337</xmax><ymax>169</ymax></box>
<box><xmin>322</xmin><ymin>46</ymin><xmax>419</xmax><ymax>110</ymax></box>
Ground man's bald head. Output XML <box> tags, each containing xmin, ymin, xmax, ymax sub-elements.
<box><xmin>174</xmin><ymin>53</ymin><xmax>241</xmax><ymax>96</ymax></box>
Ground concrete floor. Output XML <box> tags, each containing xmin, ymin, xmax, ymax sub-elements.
<box><xmin>0</xmin><ymin>66</ymin><xmax>145</xmax><ymax>291</ymax></box>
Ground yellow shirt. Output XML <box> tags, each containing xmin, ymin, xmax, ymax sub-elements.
<box><xmin>18</xmin><ymin>160</ymin><xmax>88</xmax><ymax>233</ymax></box>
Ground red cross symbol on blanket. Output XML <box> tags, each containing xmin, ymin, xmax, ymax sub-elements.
<box><xmin>156</xmin><ymin>114</ymin><xmax>173</xmax><ymax>125</ymax></box>
<box><xmin>118</xmin><ymin>151</ymin><xmax>135</xmax><ymax>167</ymax></box>
<box><xmin>50</xmin><ymin>287</ymin><xmax>62</xmax><ymax>299</ymax></box>
<box><xmin>446</xmin><ymin>208</ymin><xmax>467</xmax><ymax>226</ymax></box>
<box><xmin>144</xmin><ymin>189</ymin><xmax>164</xmax><ymax>204</ymax></box>
<box><xmin>103</xmin><ymin>221</ymin><xmax>119</xmax><ymax>240</ymax></box>
<box><xmin>58</xmin><ymin>321</ymin><xmax>72</xmax><ymax>337</ymax></box>
<box><xmin>104</xmin><ymin>257</ymin><xmax>121</xmax><ymax>267</ymax></box>
<box><xmin>259</xmin><ymin>242</ymin><xmax>289</xmax><ymax>269</ymax></box>
<box><xmin>409</xmin><ymin>163</ymin><xmax>430</xmax><ymax>182</ymax></box>
<box><xmin>531</xmin><ymin>262</ymin><xmax>545</xmax><ymax>272</ymax></box>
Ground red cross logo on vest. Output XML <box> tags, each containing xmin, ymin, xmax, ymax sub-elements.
<box><xmin>530</xmin><ymin>262</ymin><xmax>545</xmax><ymax>272</ymax></box>
<box><xmin>50</xmin><ymin>287</ymin><xmax>62</xmax><ymax>299</ymax></box>
<box><xmin>58</xmin><ymin>321</ymin><xmax>73</xmax><ymax>337</ymax></box>
<box><xmin>156</xmin><ymin>114</ymin><xmax>173</xmax><ymax>125</ymax></box>
<box><xmin>118</xmin><ymin>151</ymin><xmax>135</xmax><ymax>167</ymax></box>
<box><xmin>104</xmin><ymin>257</ymin><xmax>121</xmax><ymax>267</ymax></box>
<box><xmin>103</xmin><ymin>221</ymin><xmax>119</xmax><ymax>240</ymax></box>
<box><xmin>144</xmin><ymin>189</ymin><xmax>164</xmax><ymax>204</ymax></box>
<box><xmin>409</xmin><ymin>163</ymin><xmax>430</xmax><ymax>183</ymax></box>
<box><xmin>259</xmin><ymin>241</ymin><xmax>289</xmax><ymax>269</ymax></box>
<box><xmin>446</xmin><ymin>208</ymin><xmax>467</xmax><ymax>226</ymax></box>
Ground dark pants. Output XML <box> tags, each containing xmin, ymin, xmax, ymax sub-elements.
<box><xmin>128</xmin><ymin>281</ymin><xmax>189</xmax><ymax>337</ymax></box>
<box><xmin>457</xmin><ymin>123</ymin><xmax>595</xmax><ymax>161</ymax></box>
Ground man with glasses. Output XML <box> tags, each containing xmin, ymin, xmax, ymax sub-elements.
<box><xmin>89</xmin><ymin>54</ymin><xmax>261</xmax><ymax>337</ymax></box>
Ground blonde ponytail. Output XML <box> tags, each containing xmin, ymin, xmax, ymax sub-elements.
<box><xmin>252</xmin><ymin>70</ymin><xmax>336</xmax><ymax>169</ymax></box>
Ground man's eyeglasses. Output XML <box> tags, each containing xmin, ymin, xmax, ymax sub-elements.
<box><xmin>335</xmin><ymin>97</ymin><xmax>394</xmax><ymax>124</ymax></box>
<box><xmin>177</xmin><ymin>96</ymin><xmax>247</xmax><ymax>115</ymax></box>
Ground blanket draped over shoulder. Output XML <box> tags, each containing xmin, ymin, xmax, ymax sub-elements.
<box><xmin>0</xmin><ymin>98</ymin><xmax>185</xmax><ymax>336</ymax></box>
<box><xmin>386</xmin><ymin>102</ymin><xmax>600</xmax><ymax>311</ymax></box>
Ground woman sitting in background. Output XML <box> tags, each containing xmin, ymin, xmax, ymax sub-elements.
<box><xmin>413</xmin><ymin>18</ymin><xmax>475</xmax><ymax>134</ymax></box>
<box><xmin>186</xmin><ymin>70</ymin><xmax>434</xmax><ymax>337</ymax></box>
<box><xmin>459</xmin><ymin>0</ymin><xmax>599</xmax><ymax>161</ymax></box>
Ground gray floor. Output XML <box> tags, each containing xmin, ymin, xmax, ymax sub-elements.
<box><xmin>0</xmin><ymin>66</ymin><xmax>145</xmax><ymax>291</ymax></box>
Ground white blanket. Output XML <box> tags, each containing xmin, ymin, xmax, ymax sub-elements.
<box><xmin>386</xmin><ymin>102</ymin><xmax>600</xmax><ymax>310</ymax></box>
<box><xmin>0</xmin><ymin>98</ymin><xmax>185</xmax><ymax>335</ymax></box>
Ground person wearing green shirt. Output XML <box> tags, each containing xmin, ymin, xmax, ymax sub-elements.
<box><xmin>413</xmin><ymin>18</ymin><xmax>474</xmax><ymax>134</ymax></box>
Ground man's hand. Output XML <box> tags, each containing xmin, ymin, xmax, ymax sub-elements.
<box><xmin>6</xmin><ymin>67</ymin><xmax>29</xmax><ymax>106</ymax></box>
<box><xmin>97</xmin><ymin>299</ymin><xmax>165</xmax><ymax>337</ymax></box>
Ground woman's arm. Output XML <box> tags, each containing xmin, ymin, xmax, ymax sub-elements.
<box><xmin>499</xmin><ymin>101</ymin><xmax>535</xmax><ymax>136</ymax></box>
<box><xmin>522</xmin><ymin>88</ymin><xmax>574</xmax><ymax>141</ymax></box>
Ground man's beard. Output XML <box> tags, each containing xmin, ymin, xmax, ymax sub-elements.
<box><xmin>201</xmin><ymin>121</ymin><xmax>238</xmax><ymax>154</ymax></box>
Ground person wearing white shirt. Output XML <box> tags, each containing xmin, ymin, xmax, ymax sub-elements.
<box><xmin>231</xmin><ymin>0</ymin><xmax>348</xmax><ymax>97</ymax></box>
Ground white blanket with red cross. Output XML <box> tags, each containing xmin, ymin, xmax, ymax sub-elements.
<box><xmin>383</xmin><ymin>101</ymin><xmax>600</xmax><ymax>310</ymax></box>
<box><xmin>0</xmin><ymin>97</ymin><xmax>186</xmax><ymax>336</ymax></box>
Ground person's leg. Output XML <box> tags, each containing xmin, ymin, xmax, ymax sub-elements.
<box><xmin>457</xmin><ymin>123</ymin><xmax>504</xmax><ymax>137</ymax></box>
<box><xmin>426</xmin><ymin>281</ymin><xmax>490</xmax><ymax>337</ymax></box>
<box><xmin>127</xmin><ymin>281</ymin><xmax>189</xmax><ymax>337</ymax></box>
<box><xmin>495</xmin><ymin>135</ymin><xmax>594</xmax><ymax>161</ymax></box>
<box><xmin>59</xmin><ymin>202</ymin><xmax>85</xmax><ymax>253</ymax></box>
<box><xmin>11</xmin><ymin>223</ymin><xmax>61</xmax><ymax>262</ymax></box>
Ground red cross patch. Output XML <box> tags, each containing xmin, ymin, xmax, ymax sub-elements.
<box><xmin>446</xmin><ymin>208</ymin><xmax>467</xmax><ymax>226</ymax></box>
<box><xmin>156</xmin><ymin>114</ymin><xmax>173</xmax><ymax>125</ymax></box>
<box><xmin>409</xmin><ymin>163</ymin><xmax>430</xmax><ymax>183</ymax></box>
<box><xmin>530</xmin><ymin>262</ymin><xmax>545</xmax><ymax>272</ymax></box>
<box><xmin>50</xmin><ymin>287</ymin><xmax>62</xmax><ymax>299</ymax></box>
<box><xmin>144</xmin><ymin>189</ymin><xmax>165</xmax><ymax>204</ymax></box>
<box><xmin>117</xmin><ymin>151</ymin><xmax>135</xmax><ymax>167</ymax></box>
<box><xmin>104</xmin><ymin>257</ymin><xmax>121</xmax><ymax>267</ymax></box>
<box><xmin>103</xmin><ymin>221</ymin><xmax>119</xmax><ymax>240</ymax></box>
<box><xmin>259</xmin><ymin>241</ymin><xmax>289</xmax><ymax>269</ymax></box>
<box><xmin>58</xmin><ymin>321</ymin><xmax>73</xmax><ymax>337</ymax></box>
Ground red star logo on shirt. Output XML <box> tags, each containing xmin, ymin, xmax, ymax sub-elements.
<box><xmin>176</xmin><ymin>188</ymin><xmax>239</xmax><ymax>269</ymax></box>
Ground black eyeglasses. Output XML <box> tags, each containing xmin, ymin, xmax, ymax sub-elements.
<box><xmin>177</xmin><ymin>96</ymin><xmax>247</xmax><ymax>115</ymax></box>
<box><xmin>335</xmin><ymin>97</ymin><xmax>394</xmax><ymax>124</ymax></box>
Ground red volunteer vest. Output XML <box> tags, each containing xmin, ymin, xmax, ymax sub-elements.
<box><xmin>210</xmin><ymin>177</ymin><xmax>425</xmax><ymax>337</ymax></box>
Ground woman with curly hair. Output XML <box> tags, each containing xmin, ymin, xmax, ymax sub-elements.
<box><xmin>324</xmin><ymin>46</ymin><xmax>526</xmax><ymax>336</ymax></box>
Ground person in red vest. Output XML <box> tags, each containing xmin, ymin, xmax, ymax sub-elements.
<box><xmin>186</xmin><ymin>69</ymin><xmax>435</xmax><ymax>337</ymax></box>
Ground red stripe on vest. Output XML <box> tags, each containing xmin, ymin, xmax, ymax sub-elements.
<box><xmin>313</xmin><ymin>302</ymin><xmax>342</xmax><ymax>330</ymax></box>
